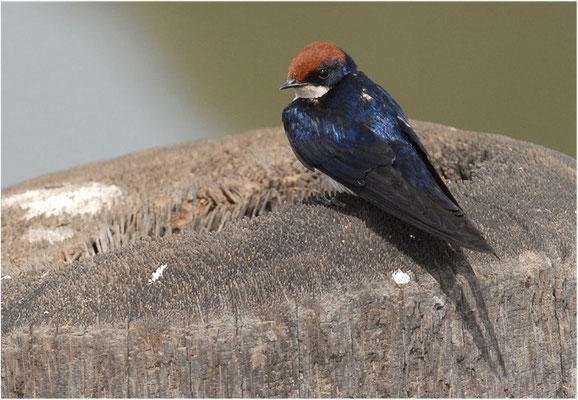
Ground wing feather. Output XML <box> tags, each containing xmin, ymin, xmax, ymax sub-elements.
<box><xmin>282</xmin><ymin>82</ymin><xmax>493</xmax><ymax>252</ymax></box>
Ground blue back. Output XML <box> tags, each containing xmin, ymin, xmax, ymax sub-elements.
<box><xmin>282</xmin><ymin>71</ymin><xmax>458</xmax><ymax>211</ymax></box>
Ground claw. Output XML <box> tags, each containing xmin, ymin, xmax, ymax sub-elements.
<box><xmin>318</xmin><ymin>193</ymin><xmax>346</xmax><ymax>208</ymax></box>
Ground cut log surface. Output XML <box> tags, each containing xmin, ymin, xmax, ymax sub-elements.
<box><xmin>1</xmin><ymin>122</ymin><xmax>575</xmax><ymax>397</ymax></box>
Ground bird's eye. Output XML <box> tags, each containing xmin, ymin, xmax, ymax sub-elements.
<box><xmin>318</xmin><ymin>69</ymin><xmax>329</xmax><ymax>80</ymax></box>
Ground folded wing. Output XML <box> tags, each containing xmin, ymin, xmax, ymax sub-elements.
<box><xmin>283</xmin><ymin>104</ymin><xmax>493</xmax><ymax>253</ymax></box>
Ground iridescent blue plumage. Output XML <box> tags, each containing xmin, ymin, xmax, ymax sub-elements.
<box><xmin>281</xmin><ymin>43</ymin><xmax>493</xmax><ymax>253</ymax></box>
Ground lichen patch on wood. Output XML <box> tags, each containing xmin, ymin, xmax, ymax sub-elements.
<box><xmin>2</xmin><ymin>182</ymin><xmax>122</xmax><ymax>219</ymax></box>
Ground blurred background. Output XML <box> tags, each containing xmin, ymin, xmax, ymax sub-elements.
<box><xmin>2</xmin><ymin>2</ymin><xmax>576</xmax><ymax>188</ymax></box>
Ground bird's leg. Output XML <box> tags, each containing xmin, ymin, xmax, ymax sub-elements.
<box><xmin>318</xmin><ymin>192</ymin><xmax>347</xmax><ymax>208</ymax></box>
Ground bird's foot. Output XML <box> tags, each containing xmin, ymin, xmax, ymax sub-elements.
<box><xmin>318</xmin><ymin>193</ymin><xmax>346</xmax><ymax>208</ymax></box>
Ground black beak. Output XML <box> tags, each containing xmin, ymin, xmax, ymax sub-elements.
<box><xmin>280</xmin><ymin>79</ymin><xmax>307</xmax><ymax>90</ymax></box>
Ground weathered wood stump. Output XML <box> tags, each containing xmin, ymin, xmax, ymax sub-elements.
<box><xmin>1</xmin><ymin>122</ymin><xmax>575</xmax><ymax>397</ymax></box>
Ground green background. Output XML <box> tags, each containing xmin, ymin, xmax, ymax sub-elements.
<box><xmin>136</xmin><ymin>2</ymin><xmax>576</xmax><ymax>156</ymax></box>
<box><xmin>2</xmin><ymin>3</ymin><xmax>575</xmax><ymax>187</ymax></box>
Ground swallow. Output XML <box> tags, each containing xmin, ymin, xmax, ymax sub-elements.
<box><xmin>281</xmin><ymin>42</ymin><xmax>494</xmax><ymax>253</ymax></box>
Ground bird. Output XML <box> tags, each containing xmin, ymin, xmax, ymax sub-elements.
<box><xmin>280</xmin><ymin>42</ymin><xmax>494</xmax><ymax>253</ymax></box>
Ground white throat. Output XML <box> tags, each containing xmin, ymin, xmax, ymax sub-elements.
<box><xmin>293</xmin><ymin>85</ymin><xmax>330</xmax><ymax>99</ymax></box>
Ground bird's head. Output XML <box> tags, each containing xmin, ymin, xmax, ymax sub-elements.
<box><xmin>280</xmin><ymin>42</ymin><xmax>357</xmax><ymax>99</ymax></box>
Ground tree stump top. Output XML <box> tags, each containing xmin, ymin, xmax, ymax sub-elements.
<box><xmin>1</xmin><ymin>122</ymin><xmax>575</xmax><ymax>397</ymax></box>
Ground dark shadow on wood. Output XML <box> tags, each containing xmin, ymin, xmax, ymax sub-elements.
<box><xmin>313</xmin><ymin>192</ymin><xmax>507</xmax><ymax>379</ymax></box>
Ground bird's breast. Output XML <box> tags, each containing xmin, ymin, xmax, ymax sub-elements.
<box><xmin>327</xmin><ymin>176</ymin><xmax>357</xmax><ymax>195</ymax></box>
